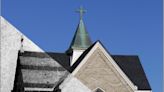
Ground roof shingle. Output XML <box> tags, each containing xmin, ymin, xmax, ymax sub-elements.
<box><xmin>14</xmin><ymin>47</ymin><xmax>151</xmax><ymax>90</ymax></box>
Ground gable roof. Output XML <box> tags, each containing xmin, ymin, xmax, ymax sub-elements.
<box><xmin>15</xmin><ymin>51</ymin><xmax>70</xmax><ymax>91</ymax></box>
<box><xmin>112</xmin><ymin>55</ymin><xmax>151</xmax><ymax>90</ymax></box>
<box><xmin>70</xmin><ymin>41</ymin><xmax>151</xmax><ymax>90</ymax></box>
<box><xmin>14</xmin><ymin>41</ymin><xmax>151</xmax><ymax>90</ymax></box>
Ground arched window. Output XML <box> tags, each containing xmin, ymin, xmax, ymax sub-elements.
<box><xmin>94</xmin><ymin>88</ymin><xmax>105</xmax><ymax>92</ymax></box>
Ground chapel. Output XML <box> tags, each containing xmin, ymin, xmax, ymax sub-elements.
<box><xmin>1</xmin><ymin>7</ymin><xmax>151</xmax><ymax>92</ymax></box>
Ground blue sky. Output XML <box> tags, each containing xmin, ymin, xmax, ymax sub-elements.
<box><xmin>2</xmin><ymin>0</ymin><xmax>163</xmax><ymax>92</ymax></box>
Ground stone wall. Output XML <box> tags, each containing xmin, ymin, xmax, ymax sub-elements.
<box><xmin>75</xmin><ymin>48</ymin><xmax>134</xmax><ymax>92</ymax></box>
<box><xmin>60</xmin><ymin>75</ymin><xmax>91</xmax><ymax>92</ymax></box>
<box><xmin>0</xmin><ymin>16</ymin><xmax>43</xmax><ymax>92</ymax></box>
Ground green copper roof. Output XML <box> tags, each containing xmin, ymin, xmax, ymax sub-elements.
<box><xmin>70</xmin><ymin>19</ymin><xmax>92</xmax><ymax>50</ymax></box>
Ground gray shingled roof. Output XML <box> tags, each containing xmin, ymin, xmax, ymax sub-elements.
<box><xmin>16</xmin><ymin>52</ymin><xmax>69</xmax><ymax>90</ymax></box>
<box><xmin>14</xmin><ymin>43</ymin><xmax>151</xmax><ymax>91</ymax></box>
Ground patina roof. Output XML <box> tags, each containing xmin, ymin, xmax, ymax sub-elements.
<box><xmin>69</xmin><ymin>19</ymin><xmax>92</xmax><ymax>50</ymax></box>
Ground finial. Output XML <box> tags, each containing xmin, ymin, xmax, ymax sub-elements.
<box><xmin>76</xmin><ymin>6</ymin><xmax>86</xmax><ymax>20</ymax></box>
<box><xmin>20</xmin><ymin>35</ymin><xmax>24</xmax><ymax>53</ymax></box>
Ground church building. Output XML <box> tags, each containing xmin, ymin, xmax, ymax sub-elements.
<box><xmin>1</xmin><ymin>7</ymin><xmax>152</xmax><ymax>92</ymax></box>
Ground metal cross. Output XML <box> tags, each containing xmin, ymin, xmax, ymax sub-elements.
<box><xmin>76</xmin><ymin>6</ymin><xmax>86</xmax><ymax>19</ymax></box>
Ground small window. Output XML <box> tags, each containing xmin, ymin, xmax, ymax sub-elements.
<box><xmin>94</xmin><ymin>88</ymin><xmax>105</xmax><ymax>92</ymax></box>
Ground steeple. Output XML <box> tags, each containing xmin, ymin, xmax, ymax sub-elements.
<box><xmin>70</xmin><ymin>19</ymin><xmax>92</xmax><ymax>50</ymax></box>
<box><xmin>69</xmin><ymin>6</ymin><xmax>92</xmax><ymax>50</ymax></box>
<box><xmin>67</xmin><ymin>6</ymin><xmax>92</xmax><ymax>66</ymax></box>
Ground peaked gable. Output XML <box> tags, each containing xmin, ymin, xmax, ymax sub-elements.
<box><xmin>72</xmin><ymin>41</ymin><xmax>137</xmax><ymax>91</ymax></box>
<box><xmin>70</xmin><ymin>41</ymin><xmax>151</xmax><ymax>90</ymax></box>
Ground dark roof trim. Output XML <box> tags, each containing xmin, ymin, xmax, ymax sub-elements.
<box><xmin>70</xmin><ymin>41</ymin><xmax>97</xmax><ymax>72</ymax></box>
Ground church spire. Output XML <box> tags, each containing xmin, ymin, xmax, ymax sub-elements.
<box><xmin>67</xmin><ymin>6</ymin><xmax>92</xmax><ymax>66</ymax></box>
<box><xmin>76</xmin><ymin>6</ymin><xmax>86</xmax><ymax>20</ymax></box>
<box><xmin>70</xmin><ymin>6</ymin><xmax>92</xmax><ymax>50</ymax></box>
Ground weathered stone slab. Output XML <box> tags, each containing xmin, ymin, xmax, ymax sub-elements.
<box><xmin>0</xmin><ymin>16</ymin><xmax>43</xmax><ymax>92</ymax></box>
<box><xmin>60</xmin><ymin>75</ymin><xmax>91</xmax><ymax>92</ymax></box>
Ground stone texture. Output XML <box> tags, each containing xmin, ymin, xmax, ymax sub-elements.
<box><xmin>75</xmin><ymin>48</ymin><xmax>134</xmax><ymax>92</ymax></box>
<box><xmin>22</xmin><ymin>69</ymin><xmax>67</xmax><ymax>84</ymax></box>
<box><xmin>0</xmin><ymin>16</ymin><xmax>43</xmax><ymax>92</ymax></box>
<box><xmin>20</xmin><ymin>57</ymin><xmax>62</xmax><ymax>67</ymax></box>
<box><xmin>60</xmin><ymin>75</ymin><xmax>91</xmax><ymax>92</ymax></box>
